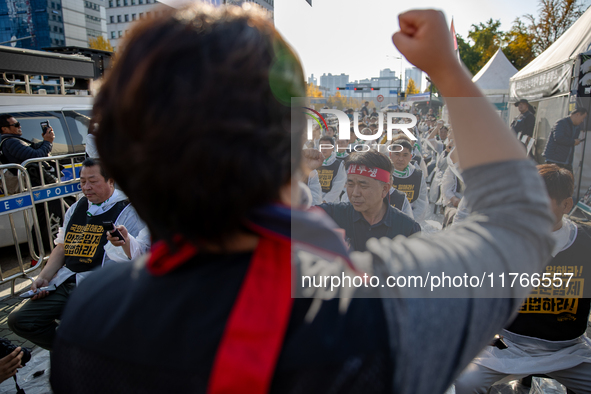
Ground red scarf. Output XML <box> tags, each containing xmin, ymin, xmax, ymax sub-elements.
<box><xmin>146</xmin><ymin>232</ymin><xmax>293</xmax><ymax>394</ymax></box>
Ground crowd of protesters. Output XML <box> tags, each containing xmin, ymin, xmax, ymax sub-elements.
<box><xmin>300</xmin><ymin>90</ymin><xmax>591</xmax><ymax>392</ymax></box>
<box><xmin>0</xmin><ymin>3</ymin><xmax>589</xmax><ymax>394</ymax></box>
<box><xmin>304</xmin><ymin>103</ymin><xmax>458</xmax><ymax>227</ymax></box>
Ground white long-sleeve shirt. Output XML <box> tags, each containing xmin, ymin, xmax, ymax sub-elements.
<box><xmin>320</xmin><ymin>154</ymin><xmax>347</xmax><ymax>203</ymax></box>
<box><xmin>441</xmin><ymin>163</ymin><xmax>464</xmax><ymax>207</ymax></box>
<box><xmin>393</xmin><ymin>165</ymin><xmax>428</xmax><ymax>222</ymax></box>
<box><xmin>307</xmin><ymin>170</ymin><xmax>323</xmax><ymax>206</ymax></box>
<box><xmin>55</xmin><ymin>190</ymin><xmax>150</xmax><ymax>264</ymax></box>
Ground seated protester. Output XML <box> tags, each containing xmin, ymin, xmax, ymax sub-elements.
<box><xmin>335</xmin><ymin>135</ymin><xmax>349</xmax><ymax>160</ymax></box>
<box><xmin>317</xmin><ymin>136</ymin><xmax>346</xmax><ymax>203</ymax></box>
<box><xmin>306</xmin><ymin>169</ymin><xmax>322</xmax><ymax>206</ymax></box>
<box><xmin>335</xmin><ymin>137</ymin><xmax>350</xmax><ymax>200</ymax></box>
<box><xmin>356</xmin><ymin>126</ymin><xmax>374</xmax><ymax>145</ymax></box>
<box><xmin>425</xmin><ymin>121</ymin><xmax>448</xmax><ymax>174</ymax></box>
<box><xmin>423</xmin><ymin>123</ymin><xmax>445</xmax><ymax>179</ymax></box>
<box><xmin>340</xmin><ymin>169</ymin><xmax>414</xmax><ymax>219</ymax></box>
<box><xmin>318</xmin><ymin>150</ymin><xmax>420</xmax><ymax>251</ymax></box>
<box><xmin>393</xmin><ymin>131</ymin><xmax>429</xmax><ymax>175</ymax></box>
<box><xmin>455</xmin><ymin>164</ymin><xmax>591</xmax><ymax>394</ymax></box>
<box><xmin>389</xmin><ymin>138</ymin><xmax>429</xmax><ymax>221</ymax></box>
<box><xmin>388</xmin><ymin>186</ymin><xmax>414</xmax><ymax>219</ymax></box>
<box><xmin>415</xmin><ymin>150</ymin><xmax>429</xmax><ymax>178</ymax></box>
<box><xmin>418</xmin><ymin>119</ymin><xmax>430</xmax><ymax>135</ymax></box>
<box><xmin>369</xmin><ymin>123</ymin><xmax>379</xmax><ymax>137</ymax></box>
<box><xmin>7</xmin><ymin>158</ymin><xmax>148</xmax><ymax>351</ymax></box>
<box><xmin>303</xmin><ymin>123</ymin><xmax>321</xmax><ymax>149</ymax></box>
<box><xmin>440</xmin><ymin>155</ymin><xmax>464</xmax><ymax>228</ymax></box>
<box><xmin>409</xmin><ymin>133</ymin><xmax>430</xmax><ymax>176</ymax></box>
<box><xmin>324</xmin><ymin>125</ymin><xmax>337</xmax><ymax>139</ymax></box>
<box><xmin>429</xmin><ymin>137</ymin><xmax>454</xmax><ymax>204</ymax></box>
<box><xmin>344</xmin><ymin>127</ymin><xmax>359</xmax><ymax>154</ymax></box>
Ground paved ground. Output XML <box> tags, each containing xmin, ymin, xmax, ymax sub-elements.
<box><xmin>0</xmin><ymin>294</ymin><xmax>51</xmax><ymax>394</ymax></box>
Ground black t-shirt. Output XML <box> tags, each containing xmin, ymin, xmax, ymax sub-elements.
<box><xmin>51</xmin><ymin>253</ymin><xmax>393</xmax><ymax>394</ymax></box>
<box><xmin>319</xmin><ymin>202</ymin><xmax>421</xmax><ymax>252</ymax></box>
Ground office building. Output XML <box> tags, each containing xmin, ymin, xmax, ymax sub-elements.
<box><xmin>0</xmin><ymin>0</ymin><xmax>108</xmax><ymax>50</ymax></box>
<box><xmin>405</xmin><ymin>67</ymin><xmax>423</xmax><ymax>92</ymax></box>
<box><xmin>319</xmin><ymin>73</ymin><xmax>349</xmax><ymax>96</ymax></box>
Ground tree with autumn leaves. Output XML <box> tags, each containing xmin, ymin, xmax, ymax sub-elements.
<box><xmin>405</xmin><ymin>78</ymin><xmax>419</xmax><ymax>96</ymax></box>
<box><xmin>305</xmin><ymin>84</ymin><xmax>365</xmax><ymax>111</ymax></box>
<box><xmin>457</xmin><ymin>0</ymin><xmax>585</xmax><ymax>75</ymax></box>
<box><xmin>88</xmin><ymin>36</ymin><xmax>114</xmax><ymax>52</ymax></box>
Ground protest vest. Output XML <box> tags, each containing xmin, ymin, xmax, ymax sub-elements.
<box><xmin>506</xmin><ymin>226</ymin><xmax>591</xmax><ymax>341</ymax></box>
<box><xmin>392</xmin><ymin>168</ymin><xmax>422</xmax><ymax>203</ymax></box>
<box><xmin>64</xmin><ymin>197</ymin><xmax>129</xmax><ymax>273</ymax></box>
<box><xmin>388</xmin><ymin>188</ymin><xmax>406</xmax><ymax>211</ymax></box>
<box><xmin>317</xmin><ymin>160</ymin><xmax>342</xmax><ymax>194</ymax></box>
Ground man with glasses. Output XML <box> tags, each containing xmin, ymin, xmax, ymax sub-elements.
<box><xmin>0</xmin><ymin>114</ymin><xmax>55</xmax><ymax>166</ymax></box>
<box><xmin>0</xmin><ymin>114</ymin><xmax>58</xmax><ymax>248</ymax></box>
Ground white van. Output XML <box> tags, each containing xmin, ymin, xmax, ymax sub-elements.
<box><xmin>0</xmin><ymin>99</ymin><xmax>93</xmax><ymax>248</ymax></box>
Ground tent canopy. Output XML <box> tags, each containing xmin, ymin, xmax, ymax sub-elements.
<box><xmin>510</xmin><ymin>7</ymin><xmax>591</xmax><ymax>99</ymax></box>
<box><xmin>515</xmin><ymin>7</ymin><xmax>591</xmax><ymax>79</ymax></box>
<box><xmin>472</xmin><ymin>48</ymin><xmax>517</xmax><ymax>95</ymax></box>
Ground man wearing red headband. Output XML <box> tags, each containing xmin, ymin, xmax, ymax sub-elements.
<box><xmin>319</xmin><ymin>150</ymin><xmax>420</xmax><ymax>252</ymax></box>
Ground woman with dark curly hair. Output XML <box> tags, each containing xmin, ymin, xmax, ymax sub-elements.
<box><xmin>50</xmin><ymin>5</ymin><xmax>554</xmax><ymax>394</ymax></box>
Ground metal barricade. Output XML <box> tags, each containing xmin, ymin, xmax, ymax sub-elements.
<box><xmin>0</xmin><ymin>163</ymin><xmax>45</xmax><ymax>294</ymax></box>
<box><xmin>21</xmin><ymin>153</ymin><xmax>85</xmax><ymax>256</ymax></box>
<box><xmin>0</xmin><ymin>153</ymin><xmax>84</xmax><ymax>294</ymax></box>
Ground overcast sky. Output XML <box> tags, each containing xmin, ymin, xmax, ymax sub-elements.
<box><xmin>275</xmin><ymin>0</ymin><xmax>591</xmax><ymax>85</ymax></box>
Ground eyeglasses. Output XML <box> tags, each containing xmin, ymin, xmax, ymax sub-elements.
<box><xmin>8</xmin><ymin>122</ymin><xmax>20</xmax><ymax>128</ymax></box>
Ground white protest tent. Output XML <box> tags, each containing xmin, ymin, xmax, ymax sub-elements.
<box><xmin>473</xmin><ymin>48</ymin><xmax>518</xmax><ymax>95</ymax></box>
<box><xmin>509</xmin><ymin>7</ymin><xmax>591</xmax><ymax>199</ymax></box>
<box><xmin>472</xmin><ymin>48</ymin><xmax>518</xmax><ymax>123</ymax></box>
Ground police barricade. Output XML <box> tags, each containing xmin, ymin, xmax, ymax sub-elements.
<box><xmin>0</xmin><ymin>163</ymin><xmax>45</xmax><ymax>294</ymax></box>
<box><xmin>20</xmin><ymin>153</ymin><xmax>85</xmax><ymax>256</ymax></box>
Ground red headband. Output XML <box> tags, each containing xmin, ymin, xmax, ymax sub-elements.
<box><xmin>347</xmin><ymin>164</ymin><xmax>390</xmax><ymax>183</ymax></box>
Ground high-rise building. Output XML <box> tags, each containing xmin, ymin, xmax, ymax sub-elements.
<box><xmin>380</xmin><ymin>68</ymin><xmax>396</xmax><ymax>78</ymax></box>
<box><xmin>80</xmin><ymin>0</ymin><xmax>108</xmax><ymax>45</ymax></box>
<box><xmin>105</xmin><ymin>0</ymin><xmax>273</xmax><ymax>51</ymax></box>
<box><xmin>105</xmin><ymin>0</ymin><xmax>171</xmax><ymax>51</ymax></box>
<box><xmin>308</xmin><ymin>74</ymin><xmax>317</xmax><ymax>85</ymax></box>
<box><xmin>405</xmin><ymin>67</ymin><xmax>423</xmax><ymax>92</ymax></box>
<box><xmin>0</xmin><ymin>0</ymin><xmax>108</xmax><ymax>50</ymax></box>
<box><xmin>319</xmin><ymin>73</ymin><xmax>349</xmax><ymax>96</ymax></box>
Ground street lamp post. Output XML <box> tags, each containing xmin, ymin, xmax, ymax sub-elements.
<box><xmin>386</xmin><ymin>55</ymin><xmax>403</xmax><ymax>105</ymax></box>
